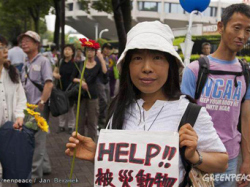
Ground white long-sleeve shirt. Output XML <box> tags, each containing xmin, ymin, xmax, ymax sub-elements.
<box><xmin>0</xmin><ymin>68</ymin><xmax>27</xmax><ymax>126</ymax></box>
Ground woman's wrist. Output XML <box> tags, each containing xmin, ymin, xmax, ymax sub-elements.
<box><xmin>187</xmin><ymin>150</ymin><xmax>200</xmax><ymax>164</ymax></box>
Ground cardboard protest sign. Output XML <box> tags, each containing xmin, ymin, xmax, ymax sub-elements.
<box><xmin>94</xmin><ymin>130</ymin><xmax>179</xmax><ymax>187</ymax></box>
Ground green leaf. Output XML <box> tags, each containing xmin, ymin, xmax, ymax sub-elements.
<box><xmin>78</xmin><ymin>0</ymin><xmax>112</xmax><ymax>14</ymax></box>
<box><xmin>24</xmin><ymin>122</ymin><xmax>38</xmax><ymax>131</ymax></box>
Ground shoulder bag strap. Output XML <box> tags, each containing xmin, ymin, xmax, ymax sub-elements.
<box><xmin>25</xmin><ymin>65</ymin><xmax>44</xmax><ymax>92</ymax></box>
<box><xmin>178</xmin><ymin>103</ymin><xmax>202</xmax><ymax>187</ymax></box>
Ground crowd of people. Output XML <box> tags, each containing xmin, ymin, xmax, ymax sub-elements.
<box><xmin>0</xmin><ymin>26</ymin><xmax>120</xmax><ymax>184</ymax></box>
<box><xmin>0</xmin><ymin>2</ymin><xmax>250</xmax><ymax>187</ymax></box>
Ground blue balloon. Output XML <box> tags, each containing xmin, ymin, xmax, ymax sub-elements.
<box><xmin>179</xmin><ymin>0</ymin><xmax>211</xmax><ymax>13</ymax></box>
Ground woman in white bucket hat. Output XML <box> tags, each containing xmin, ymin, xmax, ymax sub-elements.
<box><xmin>66</xmin><ymin>21</ymin><xmax>228</xmax><ymax>185</ymax></box>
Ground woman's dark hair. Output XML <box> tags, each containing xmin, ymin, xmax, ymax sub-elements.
<box><xmin>51</xmin><ymin>45</ymin><xmax>57</xmax><ymax>52</ymax></box>
<box><xmin>0</xmin><ymin>35</ymin><xmax>19</xmax><ymax>84</ymax></box>
<box><xmin>221</xmin><ymin>3</ymin><xmax>250</xmax><ymax>28</ymax></box>
<box><xmin>12</xmin><ymin>38</ymin><xmax>18</xmax><ymax>46</ymax></box>
<box><xmin>63</xmin><ymin>44</ymin><xmax>75</xmax><ymax>61</ymax></box>
<box><xmin>107</xmin><ymin>49</ymin><xmax>182</xmax><ymax>129</ymax></box>
<box><xmin>0</xmin><ymin>35</ymin><xmax>8</xmax><ymax>45</ymax></box>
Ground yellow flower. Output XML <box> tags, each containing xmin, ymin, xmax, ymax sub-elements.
<box><xmin>34</xmin><ymin>115</ymin><xmax>49</xmax><ymax>132</ymax></box>
<box><xmin>26</xmin><ymin>103</ymin><xmax>38</xmax><ymax>110</ymax></box>
<box><xmin>26</xmin><ymin>108</ymin><xmax>35</xmax><ymax>115</ymax></box>
<box><xmin>26</xmin><ymin>108</ymin><xmax>40</xmax><ymax>116</ymax></box>
<box><xmin>109</xmin><ymin>59</ymin><xmax>114</xmax><ymax>67</ymax></box>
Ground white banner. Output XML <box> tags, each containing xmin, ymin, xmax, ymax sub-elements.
<box><xmin>94</xmin><ymin>130</ymin><xmax>179</xmax><ymax>187</ymax></box>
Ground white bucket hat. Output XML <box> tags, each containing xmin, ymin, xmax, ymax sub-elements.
<box><xmin>117</xmin><ymin>21</ymin><xmax>184</xmax><ymax>73</ymax></box>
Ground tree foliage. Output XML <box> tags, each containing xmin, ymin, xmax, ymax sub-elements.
<box><xmin>0</xmin><ymin>0</ymin><xmax>52</xmax><ymax>41</ymax></box>
<box><xmin>78</xmin><ymin>0</ymin><xmax>112</xmax><ymax>14</ymax></box>
<box><xmin>92</xmin><ymin>0</ymin><xmax>112</xmax><ymax>13</ymax></box>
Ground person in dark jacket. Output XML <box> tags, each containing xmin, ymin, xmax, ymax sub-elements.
<box><xmin>53</xmin><ymin>44</ymin><xmax>78</xmax><ymax>134</ymax></box>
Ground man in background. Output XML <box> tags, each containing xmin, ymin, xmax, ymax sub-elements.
<box><xmin>19</xmin><ymin>31</ymin><xmax>53</xmax><ymax>182</ymax></box>
<box><xmin>200</xmin><ymin>42</ymin><xmax>211</xmax><ymax>57</ymax></box>
<box><xmin>181</xmin><ymin>4</ymin><xmax>250</xmax><ymax>187</ymax></box>
<box><xmin>8</xmin><ymin>38</ymin><xmax>26</xmax><ymax>72</ymax></box>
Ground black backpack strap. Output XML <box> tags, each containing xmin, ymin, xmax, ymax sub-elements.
<box><xmin>195</xmin><ymin>57</ymin><xmax>247</xmax><ymax>100</ymax></box>
<box><xmin>239</xmin><ymin>59</ymin><xmax>250</xmax><ymax>103</ymax></box>
<box><xmin>195</xmin><ymin>56</ymin><xmax>210</xmax><ymax>100</ymax></box>
<box><xmin>209</xmin><ymin>69</ymin><xmax>243</xmax><ymax>88</ymax></box>
<box><xmin>25</xmin><ymin>65</ymin><xmax>44</xmax><ymax>92</ymax></box>
<box><xmin>178</xmin><ymin>103</ymin><xmax>202</xmax><ymax>187</ymax></box>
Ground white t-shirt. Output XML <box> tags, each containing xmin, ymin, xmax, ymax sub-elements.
<box><xmin>108</xmin><ymin>95</ymin><xmax>226</xmax><ymax>183</ymax></box>
<box><xmin>8</xmin><ymin>46</ymin><xmax>26</xmax><ymax>65</ymax></box>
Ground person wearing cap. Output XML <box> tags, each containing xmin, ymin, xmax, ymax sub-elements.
<box><xmin>71</xmin><ymin>38</ymin><xmax>107</xmax><ymax>142</ymax></box>
<box><xmin>65</xmin><ymin>21</ymin><xmax>228</xmax><ymax>184</ymax></box>
<box><xmin>96</xmin><ymin>42</ymin><xmax>113</xmax><ymax>129</ymax></box>
<box><xmin>19</xmin><ymin>30</ymin><xmax>53</xmax><ymax>181</ymax></box>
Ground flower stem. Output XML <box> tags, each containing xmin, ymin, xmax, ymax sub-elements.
<box><xmin>68</xmin><ymin>59</ymin><xmax>87</xmax><ymax>187</ymax></box>
<box><xmin>74</xmin><ymin>62</ymin><xmax>92</xmax><ymax>99</ymax></box>
<box><xmin>59</xmin><ymin>79</ymin><xmax>63</xmax><ymax>90</ymax></box>
<box><xmin>87</xmin><ymin>90</ymin><xmax>91</xmax><ymax>99</ymax></box>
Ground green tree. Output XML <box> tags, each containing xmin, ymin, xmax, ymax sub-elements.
<box><xmin>78</xmin><ymin>0</ymin><xmax>113</xmax><ymax>14</ymax></box>
<box><xmin>0</xmin><ymin>0</ymin><xmax>52</xmax><ymax>34</ymax></box>
<box><xmin>41</xmin><ymin>30</ymin><xmax>54</xmax><ymax>43</ymax></box>
<box><xmin>0</xmin><ymin>2</ymin><xmax>31</xmax><ymax>41</ymax></box>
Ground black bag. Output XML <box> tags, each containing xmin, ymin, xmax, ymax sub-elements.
<box><xmin>0</xmin><ymin>121</ymin><xmax>35</xmax><ymax>183</ymax></box>
<box><xmin>25</xmin><ymin>66</ymin><xmax>70</xmax><ymax>117</ymax></box>
<box><xmin>178</xmin><ymin>103</ymin><xmax>214</xmax><ymax>187</ymax></box>
<box><xmin>49</xmin><ymin>87</ymin><xmax>70</xmax><ymax>117</ymax></box>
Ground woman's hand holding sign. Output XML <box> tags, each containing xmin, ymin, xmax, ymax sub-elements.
<box><xmin>179</xmin><ymin>123</ymin><xmax>200</xmax><ymax>164</ymax></box>
<box><xmin>65</xmin><ymin>132</ymin><xmax>96</xmax><ymax>162</ymax></box>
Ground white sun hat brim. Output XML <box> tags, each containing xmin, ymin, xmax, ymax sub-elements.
<box><xmin>117</xmin><ymin>21</ymin><xmax>184</xmax><ymax>73</ymax></box>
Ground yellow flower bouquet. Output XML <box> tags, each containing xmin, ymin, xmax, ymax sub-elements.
<box><xmin>24</xmin><ymin>103</ymin><xmax>49</xmax><ymax>132</ymax></box>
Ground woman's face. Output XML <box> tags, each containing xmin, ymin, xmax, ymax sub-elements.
<box><xmin>129</xmin><ymin>49</ymin><xmax>169</xmax><ymax>98</ymax></box>
<box><xmin>76</xmin><ymin>49</ymin><xmax>82</xmax><ymax>56</ymax></box>
<box><xmin>0</xmin><ymin>42</ymin><xmax>8</xmax><ymax>64</ymax></box>
<box><xmin>86</xmin><ymin>48</ymin><xmax>95</xmax><ymax>58</ymax></box>
<box><xmin>64</xmin><ymin>47</ymin><xmax>73</xmax><ymax>58</ymax></box>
